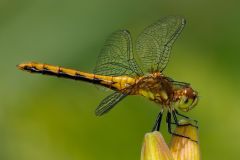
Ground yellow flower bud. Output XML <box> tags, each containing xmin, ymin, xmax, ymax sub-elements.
<box><xmin>169</xmin><ymin>120</ymin><xmax>201</xmax><ymax>160</ymax></box>
<box><xmin>141</xmin><ymin>131</ymin><xmax>174</xmax><ymax>160</ymax></box>
<box><xmin>141</xmin><ymin>119</ymin><xmax>200</xmax><ymax>160</ymax></box>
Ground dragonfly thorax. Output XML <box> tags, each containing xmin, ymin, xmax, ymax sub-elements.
<box><xmin>133</xmin><ymin>73</ymin><xmax>174</xmax><ymax>106</ymax></box>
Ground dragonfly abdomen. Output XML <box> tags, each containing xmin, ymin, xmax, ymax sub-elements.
<box><xmin>17</xmin><ymin>62</ymin><xmax>136</xmax><ymax>91</ymax></box>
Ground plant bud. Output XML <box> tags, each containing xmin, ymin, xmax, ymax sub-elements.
<box><xmin>141</xmin><ymin>131</ymin><xmax>174</xmax><ymax>160</ymax></box>
<box><xmin>169</xmin><ymin>120</ymin><xmax>200</xmax><ymax>160</ymax></box>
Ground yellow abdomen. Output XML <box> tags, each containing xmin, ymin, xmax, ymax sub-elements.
<box><xmin>17</xmin><ymin>62</ymin><xmax>136</xmax><ymax>91</ymax></box>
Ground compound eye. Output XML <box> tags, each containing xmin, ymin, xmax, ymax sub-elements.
<box><xmin>183</xmin><ymin>98</ymin><xmax>193</xmax><ymax>106</ymax></box>
<box><xmin>177</xmin><ymin>96</ymin><xmax>193</xmax><ymax>112</ymax></box>
<box><xmin>184</xmin><ymin>98</ymin><xmax>189</xmax><ymax>104</ymax></box>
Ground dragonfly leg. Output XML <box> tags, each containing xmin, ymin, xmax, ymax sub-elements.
<box><xmin>151</xmin><ymin>110</ymin><xmax>164</xmax><ymax>132</ymax></box>
<box><xmin>167</xmin><ymin>111</ymin><xmax>198</xmax><ymax>143</ymax></box>
<box><xmin>166</xmin><ymin>112</ymin><xmax>177</xmax><ymax>125</ymax></box>
<box><xmin>174</xmin><ymin>109</ymin><xmax>198</xmax><ymax>124</ymax></box>
<box><xmin>173</xmin><ymin>110</ymin><xmax>198</xmax><ymax>128</ymax></box>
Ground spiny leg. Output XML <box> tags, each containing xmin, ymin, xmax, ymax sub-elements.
<box><xmin>152</xmin><ymin>110</ymin><xmax>164</xmax><ymax>132</ymax></box>
<box><xmin>173</xmin><ymin>110</ymin><xmax>198</xmax><ymax>128</ymax></box>
<box><xmin>167</xmin><ymin>111</ymin><xmax>184</xmax><ymax>125</ymax></box>
<box><xmin>174</xmin><ymin>109</ymin><xmax>198</xmax><ymax>125</ymax></box>
<box><xmin>165</xmin><ymin>110</ymin><xmax>191</xmax><ymax>126</ymax></box>
<box><xmin>167</xmin><ymin>111</ymin><xmax>198</xmax><ymax>142</ymax></box>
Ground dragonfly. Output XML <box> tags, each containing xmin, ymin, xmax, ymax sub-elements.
<box><xmin>17</xmin><ymin>16</ymin><xmax>199</xmax><ymax>141</ymax></box>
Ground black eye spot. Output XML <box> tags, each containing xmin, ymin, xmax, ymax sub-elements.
<box><xmin>184</xmin><ymin>99</ymin><xmax>189</xmax><ymax>104</ymax></box>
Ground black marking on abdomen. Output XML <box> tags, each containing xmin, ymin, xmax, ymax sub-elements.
<box><xmin>23</xmin><ymin>66</ymin><xmax>38</xmax><ymax>73</ymax></box>
<box><xmin>42</xmin><ymin>64</ymin><xmax>55</xmax><ymax>76</ymax></box>
<box><xmin>75</xmin><ymin>73</ymin><xmax>102</xmax><ymax>84</ymax></box>
<box><xmin>23</xmin><ymin>65</ymin><xmax>109</xmax><ymax>87</ymax></box>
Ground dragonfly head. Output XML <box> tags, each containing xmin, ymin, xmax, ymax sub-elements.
<box><xmin>172</xmin><ymin>87</ymin><xmax>198</xmax><ymax>112</ymax></box>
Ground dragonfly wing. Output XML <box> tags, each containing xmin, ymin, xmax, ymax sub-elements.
<box><xmin>95</xmin><ymin>92</ymin><xmax>127</xmax><ymax>116</ymax></box>
<box><xmin>94</xmin><ymin>30</ymin><xmax>143</xmax><ymax>77</ymax></box>
<box><xmin>136</xmin><ymin>16</ymin><xmax>186</xmax><ymax>73</ymax></box>
<box><xmin>168</xmin><ymin>78</ymin><xmax>190</xmax><ymax>89</ymax></box>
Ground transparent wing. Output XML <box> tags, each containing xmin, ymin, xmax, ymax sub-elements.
<box><xmin>167</xmin><ymin>77</ymin><xmax>190</xmax><ymax>89</ymax></box>
<box><xmin>136</xmin><ymin>16</ymin><xmax>186</xmax><ymax>73</ymax></box>
<box><xmin>94</xmin><ymin>30</ymin><xmax>143</xmax><ymax>77</ymax></box>
<box><xmin>95</xmin><ymin>92</ymin><xmax>127</xmax><ymax>116</ymax></box>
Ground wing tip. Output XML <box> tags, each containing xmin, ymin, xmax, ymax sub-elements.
<box><xmin>95</xmin><ymin>112</ymin><xmax>102</xmax><ymax>116</ymax></box>
<box><xmin>182</xmin><ymin>18</ymin><xmax>187</xmax><ymax>25</ymax></box>
<box><xmin>95</xmin><ymin>108</ymin><xmax>105</xmax><ymax>116</ymax></box>
<box><xmin>164</xmin><ymin>15</ymin><xmax>186</xmax><ymax>25</ymax></box>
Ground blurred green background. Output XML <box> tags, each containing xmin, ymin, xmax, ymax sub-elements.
<box><xmin>1</xmin><ymin>0</ymin><xmax>240</xmax><ymax>159</ymax></box>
